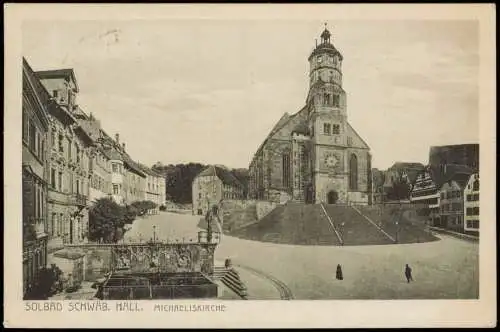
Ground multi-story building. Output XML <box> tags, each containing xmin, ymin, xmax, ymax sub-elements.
<box><xmin>464</xmin><ymin>173</ymin><xmax>480</xmax><ymax>234</ymax></box>
<box><xmin>138</xmin><ymin>163</ymin><xmax>166</xmax><ymax>214</ymax></box>
<box><xmin>76</xmin><ymin>111</ymin><xmax>112</xmax><ymax>203</ymax></box>
<box><xmin>35</xmin><ymin>67</ymin><xmax>93</xmax><ymax>248</ymax></box>
<box><xmin>248</xmin><ymin>26</ymin><xmax>373</xmax><ymax>205</ymax></box>
<box><xmin>22</xmin><ymin>58</ymin><xmax>50</xmax><ymax>297</ymax></box>
<box><xmin>192</xmin><ymin>165</ymin><xmax>244</xmax><ymax>215</ymax></box>
<box><xmin>100</xmin><ymin>132</ymin><xmax>146</xmax><ymax>205</ymax></box>
<box><xmin>438</xmin><ymin>171</ymin><xmax>473</xmax><ymax>232</ymax></box>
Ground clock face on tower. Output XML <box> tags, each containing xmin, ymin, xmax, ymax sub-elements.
<box><xmin>324</xmin><ymin>153</ymin><xmax>338</xmax><ymax>168</ymax></box>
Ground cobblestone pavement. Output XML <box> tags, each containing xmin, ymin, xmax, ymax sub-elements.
<box><xmin>126</xmin><ymin>212</ymin><xmax>479</xmax><ymax>300</ymax></box>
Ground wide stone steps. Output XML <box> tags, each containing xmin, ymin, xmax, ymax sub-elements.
<box><xmin>219</xmin><ymin>268</ymin><xmax>248</xmax><ymax>299</ymax></box>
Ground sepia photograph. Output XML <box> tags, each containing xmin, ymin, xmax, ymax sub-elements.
<box><xmin>4</xmin><ymin>3</ymin><xmax>496</xmax><ymax>329</ymax></box>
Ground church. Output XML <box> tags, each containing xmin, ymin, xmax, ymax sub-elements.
<box><xmin>248</xmin><ymin>26</ymin><xmax>372</xmax><ymax>205</ymax></box>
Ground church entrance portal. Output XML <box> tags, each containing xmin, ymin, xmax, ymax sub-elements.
<box><xmin>327</xmin><ymin>191</ymin><xmax>339</xmax><ymax>204</ymax></box>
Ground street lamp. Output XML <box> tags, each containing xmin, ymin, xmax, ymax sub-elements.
<box><xmin>340</xmin><ymin>222</ymin><xmax>345</xmax><ymax>246</ymax></box>
<box><xmin>153</xmin><ymin>226</ymin><xmax>156</xmax><ymax>243</ymax></box>
<box><xmin>395</xmin><ymin>221</ymin><xmax>399</xmax><ymax>243</ymax></box>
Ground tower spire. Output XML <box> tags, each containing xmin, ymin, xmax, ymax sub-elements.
<box><xmin>320</xmin><ymin>23</ymin><xmax>331</xmax><ymax>44</ymax></box>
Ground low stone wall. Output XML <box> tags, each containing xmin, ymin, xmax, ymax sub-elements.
<box><xmin>429</xmin><ymin>226</ymin><xmax>479</xmax><ymax>242</ymax></box>
<box><xmin>255</xmin><ymin>201</ymin><xmax>277</xmax><ymax>220</ymax></box>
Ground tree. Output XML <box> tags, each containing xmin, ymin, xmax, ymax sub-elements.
<box><xmin>89</xmin><ymin>197</ymin><xmax>126</xmax><ymax>243</ymax></box>
<box><xmin>24</xmin><ymin>264</ymin><xmax>63</xmax><ymax>300</ymax></box>
<box><xmin>387</xmin><ymin>172</ymin><xmax>411</xmax><ymax>202</ymax></box>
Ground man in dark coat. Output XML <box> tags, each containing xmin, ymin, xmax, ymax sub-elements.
<box><xmin>336</xmin><ymin>264</ymin><xmax>343</xmax><ymax>280</ymax></box>
<box><xmin>405</xmin><ymin>264</ymin><xmax>413</xmax><ymax>283</ymax></box>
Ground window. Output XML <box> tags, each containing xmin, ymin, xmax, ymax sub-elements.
<box><xmin>22</xmin><ymin>111</ymin><xmax>29</xmax><ymax>142</ymax></box>
<box><xmin>466</xmin><ymin>207</ymin><xmax>473</xmax><ymax>216</ymax></box>
<box><xmin>332</xmin><ymin>124</ymin><xmax>340</xmax><ymax>135</ymax></box>
<box><xmin>53</xmin><ymin>90</ymin><xmax>58</xmax><ymax>98</ymax></box>
<box><xmin>347</xmin><ymin>137</ymin><xmax>353</xmax><ymax>146</ymax></box>
<box><xmin>323</xmin><ymin>123</ymin><xmax>331</xmax><ymax>135</ymax></box>
<box><xmin>467</xmin><ymin>194</ymin><xmax>472</xmax><ymax>201</ymax></box>
<box><xmin>324</xmin><ymin>93</ymin><xmax>331</xmax><ymax>106</ymax></box>
<box><xmin>51</xmin><ymin>213</ymin><xmax>56</xmax><ymax>236</ymax></box>
<box><xmin>440</xmin><ymin>192</ymin><xmax>445</xmax><ymax>199</ymax></box>
<box><xmin>29</xmin><ymin>122</ymin><xmax>36</xmax><ymax>152</ymax></box>
<box><xmin>76</xmin><ymin>145</ymin><xmax>80</xmax><ymax>163</ymax></box>
<box><xmin>58</xmin><ymin>134</ymin><xmax>64</xmax><ymax>153</ymax></box>
<box><xmin>282</xmin><ymin>153</ymin><xmax>291</xmax><ymax>188</ymax></box>
<box><xmin>58</xmin><ymin>172</ymin><xmax>62</xmax><ymax>191</ymax></box>
<box><xmin>473</xmin><ymin>207</ymin><xmax>479</xmax><ymax>215</ymax></box>
<box><xmin>473</xmin><ymin>179</ymin><xmax>479</xmax><ymax>191</ymax></box>
<box><xmin>58</xmin><ymin>213</ymin><xmax>63</xmax><ymax>236</ymax></box>
<box><xmin>112</xmin><ymin>163</ymin><xmax>118</xmax><ymax>173</ymax></box>
<box><xmin>349</xmin><ymin>154</ymin><xmax>358</xmax><ymax>190</ymax></box>
<box><xmin>113</xmin><ymin>184</ymin><xmax>119</xmax><ymax>195</ymax></box>
<box><xmin>51</xmin><ymin>169</ymin><xmax>56</xmax><ymax>189</ymax></box>
<box><xmin>317</xmin><ymin>56</ymin><xmax>322</xmax><ymax>63</ymax></box>
<box><xmin>333</xmin><ymin>95</ymin><xmax>340</xmax><ymax>107</ymax></box>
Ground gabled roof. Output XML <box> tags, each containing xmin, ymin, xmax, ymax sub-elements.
<box><xmin>36</xmin><ymin>68</ymin><xmax>79</xmax><ymax>92</ymax></box>
<box><xmin>428</xmin><ymin>164</ymin><xmax>474</xmax><ymax>189</ymax></box>
<box><xmin>137</xmin><ymin>162</ymin><xmax>165</xmax><ymax>178</ymax></box>
<box><xmin>196</xmin><ymin>165</ymin><xmax>243</xmax><ymax>188</ymax></box>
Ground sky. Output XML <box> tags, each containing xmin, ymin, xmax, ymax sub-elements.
<box><xmin>22</xmin><ymin>20</ymin><xmax>479</xmax><ymax>170</ymax></box>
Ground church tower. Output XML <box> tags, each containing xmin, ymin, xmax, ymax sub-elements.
<box><xmin>306</xmin><ymin>25</ymin><xmax>353</xmax><ymax>204</ymax></box>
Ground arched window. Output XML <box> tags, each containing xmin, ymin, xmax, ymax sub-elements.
<box><xmin>349</xmin><ymin>154</ymin><xmax>358</xmax><ymax>190</ymax></box>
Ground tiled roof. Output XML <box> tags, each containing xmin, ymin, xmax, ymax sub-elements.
<box><xmin>429</xmin><ymin>164</ymin><xmax>474</xmax><ymax>189</ymax></box>
<box><xmin>137</xmin><ymin>162</ymin><xmax>165</xmax><ymax>178</ymax></box>
<box><xmin>197</xmin><ymin>165</ymin><xmax>243</xmax><ymax>188</ymax></box>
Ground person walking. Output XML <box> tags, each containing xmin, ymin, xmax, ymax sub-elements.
<box><xmin>405</xmin><ymin>264</ymin><xmax>413</xmax><ymax>283</ymax></box>
<box><xmin>336</xmin><ymin>264</ymin><xmax>343</xmax><ymax>280</ymax></box>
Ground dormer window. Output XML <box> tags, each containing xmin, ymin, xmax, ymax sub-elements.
<box><xmin>317</xmin><ymin>56</ymin><xmax>323</xmax><ymax>63</ymax></box>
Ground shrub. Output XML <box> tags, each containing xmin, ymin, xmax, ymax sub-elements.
<box><xmin>159</xmin><ymin>205</ymin><xmax>166</xmax><ymax>211</ymax></box>
<box><xmin>24</xmin><ymin>264</ymin><xmax>64</xmax><ymax>300</ymax></box>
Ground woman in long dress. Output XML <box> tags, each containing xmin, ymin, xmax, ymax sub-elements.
<box><xmin>336</xmin><ymin>264</ymin><xmax>343</xmax><ymax>280</ymax></box>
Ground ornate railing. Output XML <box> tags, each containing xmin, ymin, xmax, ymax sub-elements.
<box><xmin>71</xmin><ymin>193</ymin><xmax>88</xmax><ymax>207</ymax></box>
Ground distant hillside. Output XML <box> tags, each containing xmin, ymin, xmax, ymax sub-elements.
<box><xmin>152</xmin><ymin>162</ymin><xmax>249</xmax><ymax>204</ymax></box>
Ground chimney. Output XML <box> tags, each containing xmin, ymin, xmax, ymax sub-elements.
<box><xmin>115</xmin><ymin>133</ymin><xmax>120</xmax><ymax>144</ymax></box>
<box><xmin>315</xmin><ymin>38</ymin><xmax>318</xmax><ymax>47</ymax></box>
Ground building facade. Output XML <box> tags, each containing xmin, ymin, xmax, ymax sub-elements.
<box><xmin>22</xmin><ymin>58</ymin><xmax>50</xmax><ymax>297</ymax></box>
<box><xmin>437</xmin><ymin>172</ymin><xmax>472</xmax><ymax>232</ymax></box>
<box><xmin>248</xmin><ymin>26</ymin><xmax>372</xmax><ymax>205</ymax></box>
<box><xmin>76</xmin><ymin>113</ymin><xmax>113</xmax><ymax>203</ymax></box>
<box><xmin>464</xmin><ymin>173</ymin><xmax>480</xmax><ymax>234</ymax></box>
<box><xmin>35</xmin><ymin>68</ymin><xmax>93</xmax><ymax>249</ymax></box>
<box><xmin>410</xmin><ymin>167</ymin><xmax>440</xmax><ymax>224</ymax></box>
<box><xmin>192</xmin><ymin>166</ymin><xmax>244</xmax><ymax>216</ymax></box>
<box><xmin>139</xmin><ymin>163</ymin><xmax>166</xmax><ymax>214</ymax></box>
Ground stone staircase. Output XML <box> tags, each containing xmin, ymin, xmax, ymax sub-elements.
<box><xmin>213</xmin><ymin>267</ymin><xmax>248</xmax><ymax>300</ymax></box>
<box><xmin>234</xmin><ymin>203</ymin><xmax>342</xmax><ymax>246</ymax></box>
